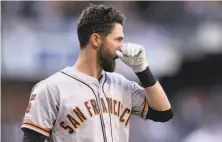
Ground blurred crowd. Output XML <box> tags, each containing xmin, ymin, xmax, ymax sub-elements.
<box><xmin>1</xmin><ymin>1</ymin><xmax>222</xmax><ymax>142</ymax></box>
<box><xmin>2</xmin><ymin>1</ymin><xmax>222</xmax><ymax>79</ymax></box>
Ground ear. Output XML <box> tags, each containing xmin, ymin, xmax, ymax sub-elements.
<box><xmin>90</xmin><ymin>33</ymin><xmax>102</xmax><ymax>48</ymax></box>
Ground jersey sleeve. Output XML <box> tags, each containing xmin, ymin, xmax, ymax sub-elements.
<box><xmin>21</xmin><ymin>82</ymin><xmax>59</xmax><ymax>137</ymax></box>
<box><xmin>130</xmin><ymin>81</ymin><xmax>149</xmax><ymax>119</ymax></box>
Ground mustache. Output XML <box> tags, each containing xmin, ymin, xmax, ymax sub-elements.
<box><xmin>113</xmin><ymin>55</ymin><xmax>119</xmax><ymax>60</ymax></box>
<box><xmin>98</xmin><ymin>45</ymin><xmax>119</xmax><ymax>61</ymax></box>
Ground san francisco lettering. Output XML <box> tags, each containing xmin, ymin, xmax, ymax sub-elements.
<box><xmin>60</xmin><ymin>97</ymin><xmax>131</xmax><ymax>133</ymax></box>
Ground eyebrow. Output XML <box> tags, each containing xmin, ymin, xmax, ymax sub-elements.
<box><xmin>116</xmin><ymin>36</ymin><xmax>124</xmax><ymax>40</ymax></box>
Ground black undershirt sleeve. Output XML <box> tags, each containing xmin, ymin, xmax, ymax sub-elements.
<box><xmin>22</xmin><ymin>128</ymin><xmax>48</xmax><ymax>142</ymax></box>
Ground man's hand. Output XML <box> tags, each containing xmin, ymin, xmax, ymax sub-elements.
<box><xmin>117</xmin><ymin>43</ymin><xmax>172</xmax><ymax>121</ymax></box>
<box><xmin>116</xmin><ymin>43</ymin><xmax>148</xmax><ymax>73</ymax></box>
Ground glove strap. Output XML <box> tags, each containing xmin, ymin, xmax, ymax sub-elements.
<box><xmin>135</xmin><ymin>66</ymin><xmax>157</xmax><ymax>88</ymax></box>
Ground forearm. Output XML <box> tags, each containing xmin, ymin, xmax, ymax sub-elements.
<box><xmin>136</xmin><ymin>66</ymin><xmax>171</xmax><ymax>111</ymax></box>
<box><xmin>145</xmin><ymin>81</ymin><xmax>171</xmax><ymax>111</ymax></box>
<box><xmin>136</xmin><ymin>67</ymin><xmax>173</xmax><ymax>122</ymax></box>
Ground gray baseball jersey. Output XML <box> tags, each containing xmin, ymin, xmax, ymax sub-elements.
<box><xmin>21</xmin><ymin>67</ymin><xmax>149</xmax><ymax>142</ymax></box>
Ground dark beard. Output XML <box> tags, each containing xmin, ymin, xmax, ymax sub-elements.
<box><xmin>98</xmin><ymin>45</ymin><xmax>116</xmax><ymax>72</ymax></box>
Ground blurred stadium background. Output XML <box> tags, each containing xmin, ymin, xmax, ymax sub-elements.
<box><xmin>1</xmin><ymin>1</ymin><xmax>222</xmax><ymax>142</ymax></box>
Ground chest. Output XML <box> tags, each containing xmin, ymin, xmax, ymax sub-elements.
<box><xmin>57</xmin><ymin>81</ymin><xmax>132</xmax><ymax>123</ymax></box>
<box><xmin>52</xmin><ymin>78</ymin><xmax>132</xmax><ymax>142</ymax></box>
<box><xmin>60</xmin><ymin>80</ymin><xmax>132</xmax><ymax>109</ymax></box>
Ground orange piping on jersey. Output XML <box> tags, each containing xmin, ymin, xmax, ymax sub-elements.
<box><xmin>141</xmin><ymin>98</ymin><xmax>147</xmax><ymax>118</ymax></box>
<box><xmin>22</xmin><ymin>122</ymin><xmax>50</xmax><ymax>135</ymax></box>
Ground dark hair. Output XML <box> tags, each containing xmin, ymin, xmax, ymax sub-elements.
<box><xmin>77</xmin><ymin>4</ymin><xmax>125</xmax><ymax>48</ymax></box>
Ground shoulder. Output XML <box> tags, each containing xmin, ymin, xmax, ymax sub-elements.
<box><xmin>105</xmin><ymin>72</ymin><xmax>144</xmax><ymax>91</ymax></box>
<box><xmin>30</xmin><ymin>72</ymin><xmax>65</xmax><ymax>103</ymax></box>
<box><xmin>39</xmin><ymin>67</ymin><xmax>76</xmax><ymax>87</ymax></box>
<box><xmin>32</xmin><ymin>70</ymin><xmax>67</xmax><ymax>95</ymax></box>
<box><xmin>105</xmin><ymin>72</ymin><xmax>139</xmax><ymax>89</ymax></box>
<box><xmin>105</xmin><ymin>72</ymin><xmax>129</xmax><ymax>83</ymax></box>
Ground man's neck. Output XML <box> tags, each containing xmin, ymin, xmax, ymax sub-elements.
<box><xmin>73</xmin><ymin>48</ymin><xmax>102</xmax><ymax>79</ymax></box>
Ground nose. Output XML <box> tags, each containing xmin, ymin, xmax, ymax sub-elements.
<box><xmin>117</xmin><ymin>44</ymin><xmax>123</xmax><ymax>51</ymax></box>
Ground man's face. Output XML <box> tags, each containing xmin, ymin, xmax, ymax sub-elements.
<box><xmin>98</xmin><ymin>23</ymin><xmax>124</xmax><ymax>72</ymax></box>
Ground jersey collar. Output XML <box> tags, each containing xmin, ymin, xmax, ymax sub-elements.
<box><xmin>61</xmin><ymin>67</ymin><xmax>105</xmax><ymax>85</ymax></box>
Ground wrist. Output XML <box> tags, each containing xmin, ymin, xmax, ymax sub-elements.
<box><xmin>135</xmin><ymin>66</ymin><xmax>157</xmax><ymax>88</ymax></box>
<box><xmin>132</xmin><ymin>62</ymin><xmax>148</xmax><ymax>73</ymax></box>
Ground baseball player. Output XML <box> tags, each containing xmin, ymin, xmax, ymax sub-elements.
<box><xmin>21</xmin><ymin>4</ymin><xmax>173</xmax><ymax>142</ymax></box>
